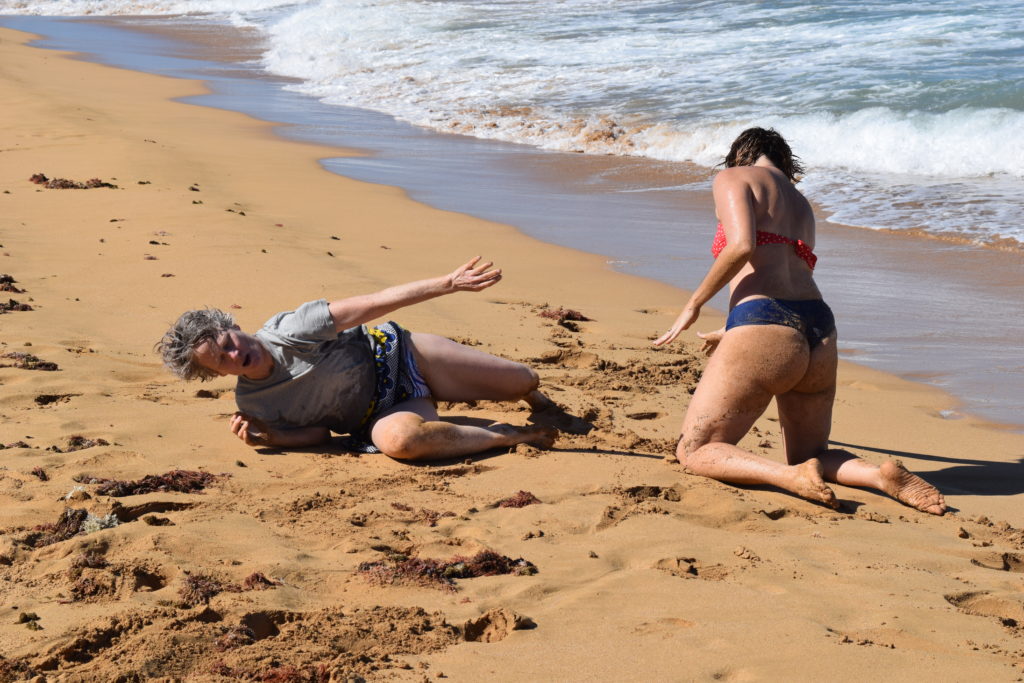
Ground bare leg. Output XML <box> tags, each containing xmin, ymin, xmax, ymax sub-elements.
<box><xmin>409</xmin><ymin>333</ymin><xmax>543</xmax><ymax>404</ymax></box>
<box><xmin>408</xmin><ymin>332</ymin><xmax>588</xmax><ymax>432</ymax></box>
<box><xmin>778</xmin><ymin>335</ymin><xmax>946</xmax><ymax>514</ymax></box>
<box><xmin>678</xmin><ymin>325</ymin><xmax>838</xmax><ymax>508</ymax></box>
<box><xmin>370</xmin><ymin>398</ymin><xmax>556</xmax><ymax>461</ymax></box>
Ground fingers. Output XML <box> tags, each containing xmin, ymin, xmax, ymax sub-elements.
<box><xmin>453</xmin><ymin>256</ymin><xmax>502</xmax><ymax>291</ymax></box>
<box><xmin>230</xmin><ymin>413</ymin><xmax>265</xmax><ymax>446</ymax></box>
<box><xmin>652</xmin><ymin>327</ymin><xmax>681</xmax><ymax>347</ymax></box>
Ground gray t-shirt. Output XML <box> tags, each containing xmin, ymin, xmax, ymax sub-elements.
<box><xmin>235</xmin><ymin>299</ymin><xmax>376</xmax><ymax>434</ymax></box>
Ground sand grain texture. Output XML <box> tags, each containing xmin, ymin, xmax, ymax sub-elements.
<box><xmin>2</xmin><ymin>28</ymin><xmax>1024</xmax><ymax>681</ymax></box>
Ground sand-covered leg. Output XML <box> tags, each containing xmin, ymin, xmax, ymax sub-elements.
<box><xmin>370</xmin><ymin>398</ymin><xmax>555</xmax><ymax>460</ymax></box>
<box><xmin>878</xmin><ymin>459</ymin><xmax>946</xmax><ymax>515</ymax></box>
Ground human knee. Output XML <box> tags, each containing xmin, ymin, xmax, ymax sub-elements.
<box><xmin>517</xmin><ymin>364</ymin><xmax>541</xmax><ymax>396</ymax></box>
<box><xmin>373</xmin><ymin>421</ymin><xmax>428</xmax><ymax>460</ymax></box>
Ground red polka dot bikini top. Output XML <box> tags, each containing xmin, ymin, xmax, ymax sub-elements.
<box><xmin>711</xmin><ymin>222</ymin><xmax>817</xmax><ymax>270</ymax></box>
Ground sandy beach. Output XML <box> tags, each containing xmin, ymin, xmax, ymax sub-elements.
<box><xmin>2</xmin><ymin>27</ymin><xmax>1024</xmax><ymax>681</ymax></box>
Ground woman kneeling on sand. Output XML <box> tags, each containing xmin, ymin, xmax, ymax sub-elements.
<box><xmin>654</xmin><ymin>127</ymin><xmax>945</xmax><ymax>514</ymax></box>
<box><xmin>157</xmin><ymin>257</ymin><xmax>557</xmax><ymax>459</ymax></box>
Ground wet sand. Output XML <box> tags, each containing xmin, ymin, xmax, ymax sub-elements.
<box><xmin>2</xmin><ymin>26</ymin><xmax>1024</xmax><ymax>681</ymax></box>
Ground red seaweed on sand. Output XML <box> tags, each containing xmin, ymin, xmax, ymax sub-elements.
<box><xmin>29</xmin><ymin>172</ymin><xmax>118</xmax><ymax>189</ymax></box>
<box><xmin>497</xmin><ymin>490</ymin><xmax>541</xmax><ymax>508</ymax></box>
<box><xmin>358</xmin><ymin>549</ymin><xmax>537</xmax><ymax>591</ymax></box>
<box><xmin>76</xmin><ymin>469</ymin><xmax>223</xmax><ymax>496</ymax></box>
<box><xmin>179</xmin><ymin>572</ymin><xmax>241</xmax><ymax>607</ymax></box>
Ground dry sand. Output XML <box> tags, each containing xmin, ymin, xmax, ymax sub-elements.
<box><xmin>2</xmin><ymin>28</ymin><xmax>1024</xmax><ymax>681</ymax></box>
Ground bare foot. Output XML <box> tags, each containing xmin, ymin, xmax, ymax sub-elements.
<box><xmin>879</xmin><ymin>459</ymin><xmax>946</xmax><ymax>515</ymax></box>
<box><xmin>524</xmin><ymin>389</ymin><xmax>558</xmax><ymax>412</ymax></box>
<box><xmin>492</xmin><ymin>423</ymin><xmax>558</xmax><ymax>450</ymax></box>
<box><xmin>790</xmin><ymin>458</ymin><xmax>839</xmax><ymax>509</ymax></box>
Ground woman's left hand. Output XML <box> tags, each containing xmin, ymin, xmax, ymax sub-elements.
<box><xmin>448</xmin><ymin>256</ymin><xmax>502</xmax><ymax>292</ymax></box>
<box><xmin>653</xmin><ymin>305</ymin><xmax>701</xmax><ymax>347</ymax></box>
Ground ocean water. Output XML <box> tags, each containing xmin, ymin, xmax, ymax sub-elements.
<box><xmin>3</xmin><ymin>0</ymin><xmax>1023</xmax><ymax>247</ymax></box>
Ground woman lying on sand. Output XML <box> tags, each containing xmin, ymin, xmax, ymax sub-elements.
<box><xmin>654</xmin><ymin>128</ymin><xmax>946</xmax><ymax>514</ymax></box>
<box><xmin>157</xmin><ymin>257</ymin><xmax>557</xmax><ymax>459</ymax></box>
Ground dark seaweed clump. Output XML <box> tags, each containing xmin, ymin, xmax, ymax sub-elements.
<box><xmin>78</xmin><ymin>469</ymin><xmax>221</xmax><ymax>497</ymax></box>
<box><xmin>358</xmin><ymin>549</ymin><xmax>537</xmax><ymax>591</ymax></box>
<box><xmin>0</xmin><ymin>299</ymin><xmax>33</xmax><ymax>313</ymax></box>
<box><xmin>71</xmin><ymin>551</ymin><xmax>109</xmax><ymax>570</ymax></box>
<box><xmin>179</xmin><ymin>572</ymin><xmax>240</xmax><ymax>607</ymax></box>
<box><xmin>0</xmin><ymin>274</ymin><xmax>24</xmax><ymax>293</ymax></box>
<box><xmin>48</xmin><ymin>435</ymin><xmax>110</xmax><ymax>453</ymax></box>
<box><xmin>497</xmin><ymin>490</ymin><xmax>541</xmax><ymax>508</ymax></box>
<box><xmin>21</xmin><ymin>508</ymin><xmax>89</xmax><ymax>548</ymax></box>
<box><xmin>0</xmin><ymin>352</ymin><xmax>58</xmax><ymax>371</ymax></box>
<box><xmin>29</xmin><ymin>173</ymin><xmax>118</xmax><ymax>189</ymax></box>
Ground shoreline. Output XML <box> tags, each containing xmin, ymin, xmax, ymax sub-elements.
<box><xmin>3</xmin><ymin>25</ymin><xmax>1024</xmax><ymax>679</ymax></box>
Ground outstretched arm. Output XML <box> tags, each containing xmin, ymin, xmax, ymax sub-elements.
<box><xmin>328</xmin><ymin>256</ymin><xmax>501</xmax><ymax>332</ymax></box>
<box><xmin>654</xmin><ymin>172</ymin><xmax>756</xmax><ymax>347</ymax></box>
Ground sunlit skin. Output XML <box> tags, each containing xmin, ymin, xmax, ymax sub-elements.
<box><xmin>192</xmin><ymin>328</ymin><xmax>273</xmax><ymax>381</ymax></box>
<box><xmin>654</xmin><ymin>150</ymin><xmax>945</xmax><ymax>516</ymax></box>
<box><xmin>190</xmin><ymin>257</ymin><xmax>562</xmax><ymax>459</ymax></box>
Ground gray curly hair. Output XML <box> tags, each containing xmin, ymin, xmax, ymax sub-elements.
<box><xmin>156</xmin><ymin>308</ymin><xmax>236</xmax><ymax>381</ymax></box>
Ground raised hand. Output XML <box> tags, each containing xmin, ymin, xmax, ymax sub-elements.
<box><xmin>448</xmin><ymin>256</ymin><xmax>502</xmax><ymax>292</ymax></box>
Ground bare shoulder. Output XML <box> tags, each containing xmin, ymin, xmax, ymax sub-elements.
<box><xmin>712</xmin><ymin>167</ymin><xmax>758</xmax><ymax>196</ymax></box>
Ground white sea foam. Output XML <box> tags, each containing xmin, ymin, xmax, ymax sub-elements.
<box><xmin>3</xmin><ymin>0</ymin><xmax>1022</xmax><ymax>244</ymax></box>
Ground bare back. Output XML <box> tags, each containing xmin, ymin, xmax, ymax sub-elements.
<box><xmin>713</xmin><ymin>163</ymin><xmax>822</xmax><ymax>306</ymax></box>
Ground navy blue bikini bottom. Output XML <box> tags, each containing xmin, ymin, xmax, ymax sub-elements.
<box><xmin>726</xmin><ymin>298</ymin><xmax>836</xmax><ymax>349</ymax></box>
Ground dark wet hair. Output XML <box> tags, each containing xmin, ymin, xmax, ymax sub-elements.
<box><xmin>724</xmin><ymin>127</ymin><xmax>805</xmax><ymax>181</ymax></box>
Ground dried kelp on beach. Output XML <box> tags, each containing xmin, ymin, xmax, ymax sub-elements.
<box><xmin>0</xmin><ymin>299</ymin><xmax>33</xmax><ymax>313</ymax></box>
<box><xmin>19</xmin><ymin>508</ymin><xmax>119</xmax><ymax>548</ymax></box>
<box><xmin>29</xmin><ymin>172</ymin><xmax>118</xmax><ymax>189</ymax></box>
<box><xmin>0</xmin><ymin>351</ymin><xmax>58</xmax><ymax>370</ymax></box>
<box><xmin>359</xmin><ymin>549</ymin><xmax>537</xmax><ymax>591</ymax></box>
<box><xmin>497</xmin><ymin>490</ymin><xmax>542</xmax><ymax>508</ymax></box>
<box><xmin>77</xmin><ymin>469</ymin><xmax>222</xmax><ymax>496</ymax></box>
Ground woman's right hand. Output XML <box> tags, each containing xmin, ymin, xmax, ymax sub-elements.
<box><xmin>653</xmin><ymin>305</ymin><xmax>701</xmax><ymax>347</ymax></box>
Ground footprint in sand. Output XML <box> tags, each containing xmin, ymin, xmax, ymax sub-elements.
<box><xmin>655</xmin><ymin>557</ymin><xmax>730</xmax><ymax>581</ymax></box>
<box><xmin>462</xmin><ymin>607</ymin><xmax>536</xmax><ymax>642</ymax></box>
<box><xmin>970</xmin><ymin>552</ymin><xmax>1024</xmax><ymax>573</ymax></box>
<box><xmin>945</xmin><ymin>591</ymin><xmax>1024</xmax><ymax>624</ymax></box>
<box><xmin>633</xmin><ymin>617</ymin><xmax>696</xmax><ymax>638</ymax></box>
